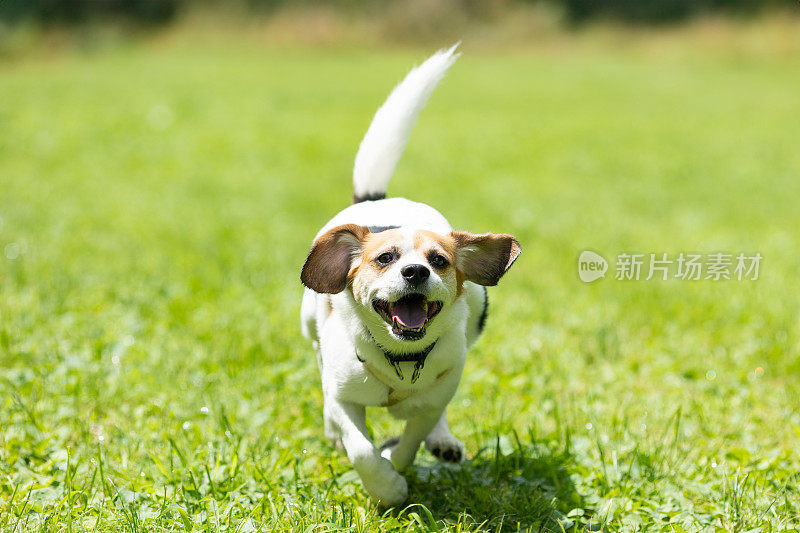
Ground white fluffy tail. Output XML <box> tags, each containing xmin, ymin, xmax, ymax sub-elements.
<box><xmin>352</xmin><ymin>44</ymin><xmax>460</xmax><ymax>203</ymax></box>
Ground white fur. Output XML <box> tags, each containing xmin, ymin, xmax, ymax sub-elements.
<box><xmin>353</xmin><ymin>44</ymin><xmax>460</xmax><ymax>200</ymax></box>
<box><xmin>301</xmin><ymin>45</ymin><xmax>489</xmax><ymax>507</ymax></box>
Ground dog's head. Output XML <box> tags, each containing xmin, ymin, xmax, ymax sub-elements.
<box><xmin>301</xmin><ymin>224</ymin><xmax>520</xmax><ymax>346</ymax></box>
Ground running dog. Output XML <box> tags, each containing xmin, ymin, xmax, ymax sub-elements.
<box><xmin>300</xmin><ymin>45</ymin><xmax>521</xmax><ymax>506</ymax></box>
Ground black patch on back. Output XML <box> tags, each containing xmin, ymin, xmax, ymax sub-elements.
<box><xmin>352</xmin><ymin>192</ymin><xmax>386</xmax><ymax>204</ymax></box>
<box><xmin>367</xmin><ymin>225</ymin><xmax>400</xmax><ymax>233</ymax></box>
<box><xmin>477</xmin><ymin>287</ymin><xmax>489</xmax><ymax>333</ymax></box>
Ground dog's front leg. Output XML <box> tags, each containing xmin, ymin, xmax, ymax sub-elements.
<box><xmin>381</xmin><ymin>410</ymin><xmax>442</xmax><ymax>471</ymax></box>
<box><xmin>326</xmin><ymin>397</ymin><xmax>408</xmax><ymax>506</ymax></box>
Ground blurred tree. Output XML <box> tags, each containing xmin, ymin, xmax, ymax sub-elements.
<box><xmin>0</xmin><ymin>0</ymin><xmax>795</xmax><ymax>27</ymax></box>
<box><xmin>0</xmin><ymin>0</ymin><xmax>180</xmax><ymax>25</ymax></box>
<box><xmin>559</xmin><ymin>0</ymin><xmax>796</xmax><ymax>24</ymax></box>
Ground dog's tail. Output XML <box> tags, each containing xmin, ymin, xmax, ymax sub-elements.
<box><xmin>352</xmin><ymin>44</ymin><xmax>460</xmax><ymax>204</ymax></box>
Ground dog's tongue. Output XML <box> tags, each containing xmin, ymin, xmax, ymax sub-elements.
<box><xmin>390</xmin><ymin>299</ymin><xmax>427</xmax><ymax>329</ymax></box>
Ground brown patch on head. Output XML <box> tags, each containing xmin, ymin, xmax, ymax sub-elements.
<box><xmin>450</xmin><ymin>231</ymin><xmax>521</xmax><ymax>286</ymax></box>
<box><xmin>360</xmin><ymin>229</ymin><xmax>405</xmax><ymax>263</ymax></box>
<box><xmin>413</xmin><ymin>230</ymin><xmax>457</xmax><ymax>263</ymax></box>
<box><xmin>301</xmin><ymin>224</ymin><xmax>369</xmax><ymax>294</ymax></box>
<box><xmin>349</xmin><ymin>229</ymin><xmax>407</xmax><ymax>300</ymax></box>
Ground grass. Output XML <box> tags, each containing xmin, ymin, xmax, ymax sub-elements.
<box><xmin>1</xmin><ymin>26</ymin><xmax>800</xmax><ymax>531</ymax></box>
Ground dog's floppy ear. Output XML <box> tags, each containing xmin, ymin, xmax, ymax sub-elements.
<box><xmin>301</xmin><ymin>224</ymin><xmax>370</xmax><ymax>294</ymax></box>
<box><xmin>450</xmin><ymin>231</ymin><xmax>521</xmax><ymax>286</ymax></box>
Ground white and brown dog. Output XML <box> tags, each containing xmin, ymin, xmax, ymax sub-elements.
<box><xmin>300</xmin><ymin>45</ymin><xmax>520</xmax><ymax>506</ymax></box>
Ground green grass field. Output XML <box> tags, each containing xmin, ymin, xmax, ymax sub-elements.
<box><xmin>2</xmin><ymin>29</ymin><xmax>800</xmax><ymax>531</ymax></box>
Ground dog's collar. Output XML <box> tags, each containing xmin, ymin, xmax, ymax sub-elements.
<box><xmin>356</xmin><ymin>339</ymin><xmax>437</xmax><ymax>384</ymax></box>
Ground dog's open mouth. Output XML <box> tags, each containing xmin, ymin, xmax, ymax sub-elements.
<box><xmin>373</xmin><ymin>293</ymin><xmax>442</xmax><ymax>340</ymax></box>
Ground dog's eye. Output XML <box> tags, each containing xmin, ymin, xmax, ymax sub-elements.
<box><xmin>429</xmin><ymin>254</ymin><xmax>449</xmax><ymax>269</ymax></box>
<box><xmin>376</xmin><ymin>252</ymin><xmax>395</xmax><ymax>265</ymax></box>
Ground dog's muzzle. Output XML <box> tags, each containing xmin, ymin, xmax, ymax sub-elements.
<box><xmin>372</xmin><ymin>293</ymin><xmax>442</xmax><ymax>340</ymax></box>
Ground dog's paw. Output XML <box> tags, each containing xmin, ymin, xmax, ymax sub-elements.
<box><xmin>354</xmin><ymin>453</ymin><xmax>408</xmax><ymax>507</ymax></box>
<box><xmin>425</xmin><ymin>434</ymin><xmax>465</xmax><ymax>463</ymax></box>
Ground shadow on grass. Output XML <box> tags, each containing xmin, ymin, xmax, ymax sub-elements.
<box><xmin>401</xmin><ymin>434</ymin><xmax>587</xmax><ymax>532</ymax></box>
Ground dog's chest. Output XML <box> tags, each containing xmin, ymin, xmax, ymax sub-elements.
<box><xmin>357</xmin><ymin>358</ymin><xmax>455</xmax><ymax>407</ymax></box>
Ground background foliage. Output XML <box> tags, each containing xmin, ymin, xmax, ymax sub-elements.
<box><xmin>0</xmin><ymin>0</ymin><xmax>796</xmax><ymax>26</ymax></box>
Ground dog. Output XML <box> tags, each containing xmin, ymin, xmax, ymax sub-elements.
<box><xmin>300</xmin><ymin>45</ymin><xmax>521</xmax><ymax>506</ymax></box>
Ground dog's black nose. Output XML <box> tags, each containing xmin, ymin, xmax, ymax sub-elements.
<box><xmin>401</xmin><ymin>264</ymin><xmax>430</xmax><ymax>285</ymax></box>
